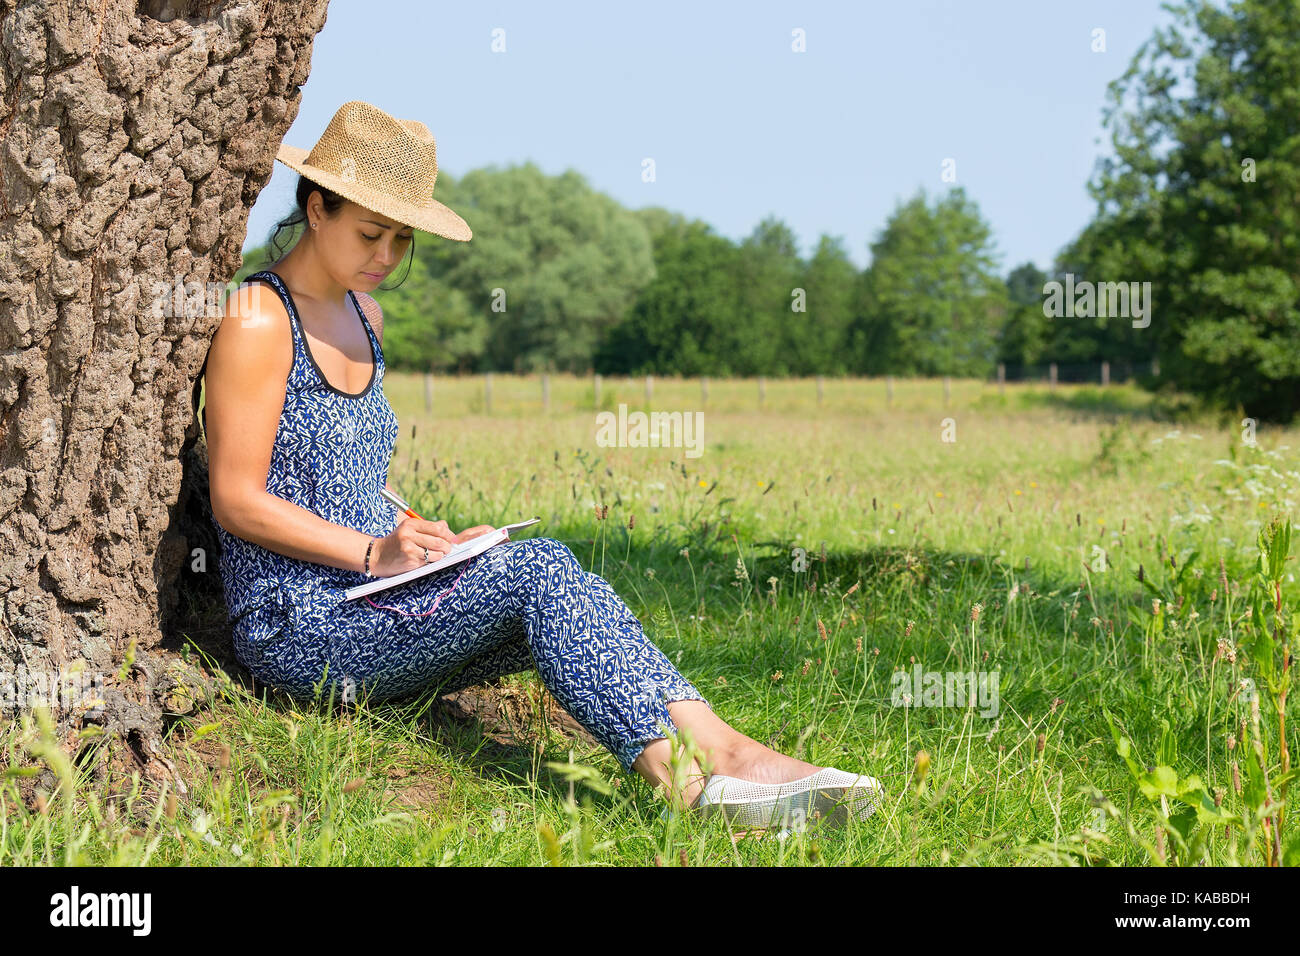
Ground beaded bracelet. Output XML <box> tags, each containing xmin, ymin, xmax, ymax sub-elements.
<box><xmin>363</xmin><ymin>535</ymin><xmax>379</xmax><ymax>577</ymax></box>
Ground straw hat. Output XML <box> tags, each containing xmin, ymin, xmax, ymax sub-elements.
<box><xmin>275</xmin><ymin>100</ymin><xmax>472</xmax><ymax>241</ymax></box>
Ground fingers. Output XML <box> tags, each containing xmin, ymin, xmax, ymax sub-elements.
<box><xmin>456</xmin><ymin>525</ymin><xmax>495</xmax><ymax>543</ymax></box>
<box><xmin>407</xmin><ymin>532</ymin><xmax>456</xmax><ymax>561</ymax></box>
<box><xmin>403</xmin><ymin>517</ymin><xmax>458</xmax><ymax>546</ymax></box>
<box><xmin>391</xmin><ymin>518</ymin><xmax>458</xmax><ymax>564</ymax></box>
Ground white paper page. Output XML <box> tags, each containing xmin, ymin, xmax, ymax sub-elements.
<box><xmin>343</xmin><ymin>517</ymin><xmax>542</xmax><ymax>601</ymax></box>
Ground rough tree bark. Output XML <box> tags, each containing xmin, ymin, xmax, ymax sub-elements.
<box><xmin>0</xmin><ymin>0</ymin><xmax>329</xmax><ymax>791</ymax></box>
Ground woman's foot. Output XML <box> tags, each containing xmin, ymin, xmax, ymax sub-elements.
<box><xmin>710</xmin><ymin>738</ymin><xmax>823</xmax><ymax>787</ymax></box>
<box><xmin>693</xmin><ymin>765</ymin><xmax>885</xmax><ymax>829</ymax></box>
<box><xmin>647</xmin><ymin>737</ymin><xmax>821</xmax><ymax>812</ymax></box>
<box><xmin>688</xmin><ymin>737</ymin><xmax>884</xmax><ymax>829</ymax></box>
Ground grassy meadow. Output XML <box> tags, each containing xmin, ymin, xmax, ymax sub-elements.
<box><xmin>4</xmin><ymin>374</ymin><xmax>1298</xmax><ymax>865</ymax></box>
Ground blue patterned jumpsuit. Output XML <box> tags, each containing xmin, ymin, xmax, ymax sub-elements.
<box><xmin>213</xmin><ymin>270</ymin><xmax>711</xmax><ymax>771</ymax></box>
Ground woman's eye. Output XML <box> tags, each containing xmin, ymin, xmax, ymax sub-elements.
<box><xmin>362</xmin><ymin>233</ymin><xmax>381</xmax><ymax>241</ymax></box>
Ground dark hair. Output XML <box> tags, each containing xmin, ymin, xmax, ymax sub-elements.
<box><xmin>263</xmin><ymin>174</ymin><xmax>415</xmax><ymax>290</ymax></box>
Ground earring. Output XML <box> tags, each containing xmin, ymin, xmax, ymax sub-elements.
<box><xmin>311</xmin><ymin>221</ymin><xmax>318</xmax><ymax>230</ymax></box>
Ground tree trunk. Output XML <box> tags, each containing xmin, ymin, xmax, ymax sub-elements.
<box><xmin>0</xmin><ymin>0</ymin><xmax>329</xmax><ymax>794</ymax></box>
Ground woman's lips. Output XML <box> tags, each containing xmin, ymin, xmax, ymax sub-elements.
<box><xmin>362</xmin><ymin>271</ymin><xmax>385</xmax><ymax>280</ymax></box>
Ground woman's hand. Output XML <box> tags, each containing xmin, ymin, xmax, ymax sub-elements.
<box><xmin>369</xmin><ymin>517</ymin><xmax>459</xmax><ymax>576</ymax></box>
<box><xmin>454</xmin><ymin>524</ymin><xmax>496</xmax><ymax>544</ymax></box>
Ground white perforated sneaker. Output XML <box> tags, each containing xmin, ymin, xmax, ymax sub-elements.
<box><xmin>690</xmin><ymin>767</ymin><xmax>884</xmax><ymax>830</ymax></box>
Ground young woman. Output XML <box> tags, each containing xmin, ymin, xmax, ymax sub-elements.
<box><xmin>201</xmin><ymin>101</ymin><xmax>883</xmax><ymax>831</ymax></box>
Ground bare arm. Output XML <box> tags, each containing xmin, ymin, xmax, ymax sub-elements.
<box><xmin>206</xmin><ymin>282</ymin><xmax>381</xmax><ymax>572</ymax></box>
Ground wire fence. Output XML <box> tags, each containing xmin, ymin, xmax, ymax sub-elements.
<box><xmin>994</xmin><ymin>359</ymin><xmax>1160</xmax><ymax>386</ymax></box>
<box><xmin>384</xmin><ymin>361</ymin><xmax>1160</xmax><ymax>417</ymax></box>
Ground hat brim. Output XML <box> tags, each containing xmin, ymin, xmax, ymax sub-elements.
<box><xmin>276</xmin><ymin>144</ymin><xmax>472</xmax><ymax>241</ymax></box>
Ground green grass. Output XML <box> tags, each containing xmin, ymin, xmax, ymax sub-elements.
<box><xmin>3</xmin><ymin>375</ymin><xmax>1297</xmax><ymax>865</ymax></box>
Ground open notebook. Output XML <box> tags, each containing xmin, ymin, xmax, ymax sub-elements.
<box><xmin>344</xmin><ymin>517</ymin><xmax>542</xmax><ymax>601</ymax></box>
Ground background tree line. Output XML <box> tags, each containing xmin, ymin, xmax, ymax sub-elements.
<box><xmin>238</xmin><ymin>175</ymin><xmax>1076</xmax><ymax>381</ymax></box>
<box><xmin>238</xmin><ymin>0</ymin><xmax>1300</xmax><ymax>421</ymax></box>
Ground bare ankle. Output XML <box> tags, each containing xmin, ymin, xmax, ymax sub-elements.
<box><xmin>710</xmin><ymin>738</ymin><xmax>821</xmax><ymax>785</ymax></box>
<box><xmin>709</xmin><ymin>736</ymin><xmax>762</xmax><ymax>777</ymax></box>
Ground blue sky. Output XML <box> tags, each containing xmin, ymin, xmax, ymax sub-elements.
<box><xmin>243</xmin><ymin>0</ymin><xmax>1173</xmax><ymax>275</ymax></box>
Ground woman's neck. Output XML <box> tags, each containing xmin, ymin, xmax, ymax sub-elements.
<box><xmin>270</xmin><ymin>241</ymin><xmax>350</xmax><ymax>310</ymax></box>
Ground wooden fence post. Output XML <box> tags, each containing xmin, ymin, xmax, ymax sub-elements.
<box><xmin>1100</xmin><ymin>361</ymin><xmax>1110</xmax><ymax>387</ymax></box>
<box><xmin>594</xmin><ymin>372</ymin><xmax>601</xmax><ymax>408</ymax></box>
<box><xmin>424</xmin><ymin>372</ymin><xmax>433</xmax><ymax>413</ymax></box>
<box><xmin>542</xmin><ymin>373</ymin><xmax>550</xmax><ymax>413</ymax></box>
<box><xmin>485</xmin><ymin>371</ymin><xmax>493</xmax><ymax>413</ymax></box>
<box><xmin>997</xmin><ymin>363</ymin><xmax>1005</xmax><ymax>396</ymax></box>
<box><xmin>1049</xmin><ymin>363</ymin><xmax>1058</xmax><ymax>391</ymax></box>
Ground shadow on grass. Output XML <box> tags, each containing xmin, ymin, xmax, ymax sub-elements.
<box><xmin>161</xmin><ymin>523</ymin><xmax>1160</xmax><ymax>808</ymax></box>
<box><xmin>970</xmin><ymin>383</ymin><xmax>1206</xmax><ymax>422</ymax></box>
<box><xmin>164</xmin><ymin>584</ymin><xmax>609</xmax><ymax>804</ymax></box>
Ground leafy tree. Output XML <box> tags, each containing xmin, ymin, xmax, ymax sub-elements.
<box><xmin>1078</xmin><ymin>0</ymin><xmax>1300</xmax><ymax>419</ymax></box>
<box><xmin>1040</xmin><ymin>230</ymin><xmax>1157</xmax><ymax>368</ymax></box>
<box><xmin>633</xmin><ymin>205</ymin><xmax>693</xmax><ymax>244</ymax></box>
<box><xmin>998</xmin><ymin>261</ymin><xmax>1050</xmax><ymax>367</ymax></box>
<box><xmin>851</xmin><ymin>188</ymin><xmax>1006</xmax><ymax>377</ymax></box>
<box><xmin>733</xmin><ymin>216</ymin><xmax>806</xmax><ymax>374</ymax></box>
<box><xmin>789</xmin><ymin>235</ymin><xmax>859</xmax><ymax>375</ymax></box>
<box><xmin>428</xmin><ymin>163</ymin><xmax>655</xmax><ymax>373</ymax></box>
<box><xmin>374</xmin><ymin>254</ymin><xmax>487</xmax><ymax>373</ymax></box>
<box><xmin>596</xmin><ymin>221</ymin><xmax>746</xmax><ymax>375</ymax></box>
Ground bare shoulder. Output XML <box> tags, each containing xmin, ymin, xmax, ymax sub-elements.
<box><xmin>353</xmin><ymin>290</ymin><xmax>384</xmax><ymax>344</ymax></box>
<box><xmin>204</xmin><ymin>279</ymin><xmax>294</xmax><ymax>528</ymax></box>
<box><xmin>210</xmin><ymin>280</ymin><xmax>292</xmax><ymax>374</ymax></box>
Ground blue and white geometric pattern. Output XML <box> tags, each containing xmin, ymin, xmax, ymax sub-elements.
<box><xmin>214</xmin><ymin>270</ymin><xmax>709</xmax><ymax>771</ymax></box>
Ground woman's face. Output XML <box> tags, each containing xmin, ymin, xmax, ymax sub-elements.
<box><xmin>312</xmin><ymin>194</ymin><xmax>414</xmax><ymax>288</ymax></box>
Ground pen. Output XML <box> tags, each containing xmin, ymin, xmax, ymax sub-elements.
<box><xmin>379</xmin><ymin>485</ymin><xmax>427</xmax><ymax>521</ymax></box>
